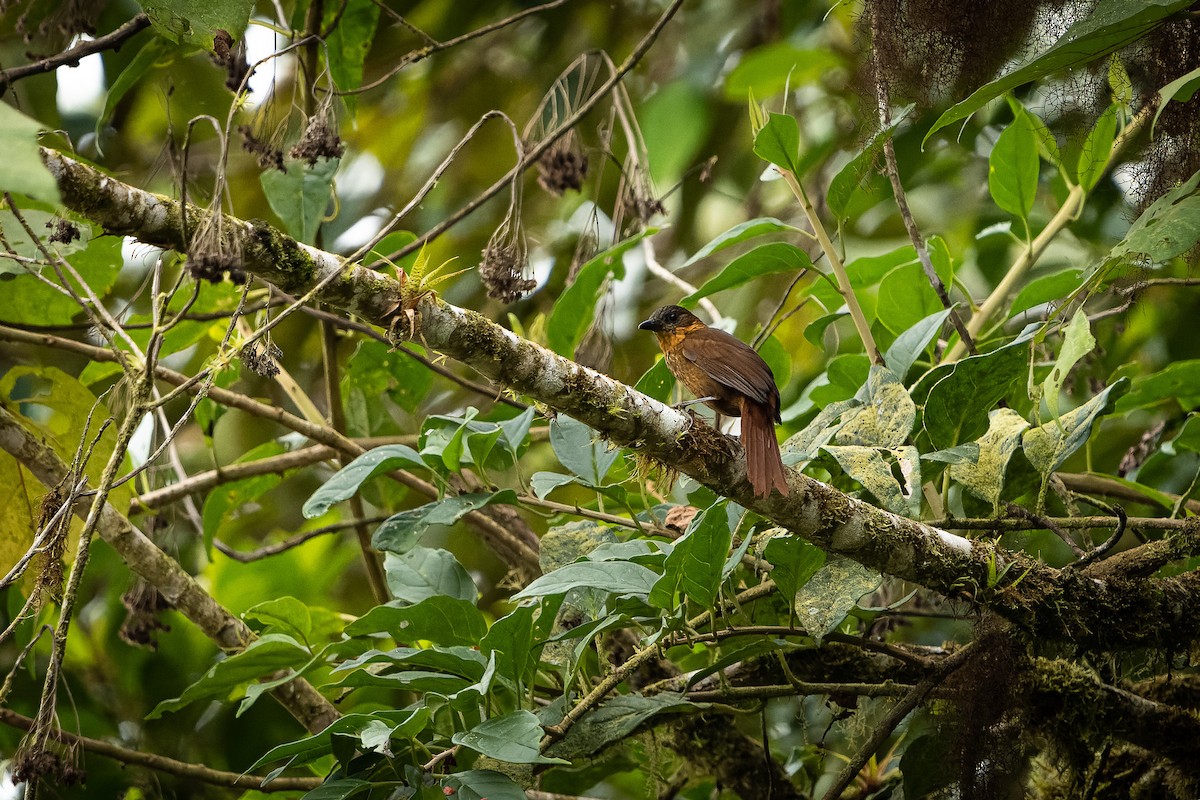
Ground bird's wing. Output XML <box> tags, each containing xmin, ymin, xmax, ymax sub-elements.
<box><xmin>679</xmin><ymin>328</ymin><xmax>777</xmax><ymax>407</ymax></box>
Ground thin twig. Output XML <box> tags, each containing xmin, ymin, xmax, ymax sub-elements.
<box><xmin>1071</xmin><ymin>506</ymin><xmax>1127</xmax><ymax>570</ymax></box>
<box><xmin>869</xmin><ymin>5</ymin><xmax>975</xmax><ymax>356</ymax></box>
<box><xmin>382</xmin><ymin>0</ymin><xmax>687</xmax><ymax>265</ymax></box>
<box><xmin>0</xmin><ymin>708</ymin><xmax>321</xmax><ymax>791</ymax></box>
<box><xmin>350</xmin><ymin>0</ymin><xmax>575</xmax><ymax>95</ymax></box>
<box><xmin>819</xmin><ymin>644</ymin><xmax>974</xmax><ymax>800</ymax></box>
<box><xmin>641</xmin><ymin>239</ymin><xmax>722</xmax><ymax>322</ymax></box>
<box><xmin>1006</xmin><ymin>503</ymin><xmax>1085</xmax><ymax>557</ymax></box>
<box><xmin>929</xmin><ymin>514</ymin><xmax>1187</xmax><ymax>531</ymax></box>
<box><xmin>0</xmin><ymin>14</ymin><xmax>151</xmax><ymax>95</ymax></box>
<box><xmin>214</xmin><ymin>516</ymin><xmax>389</xmax><ymax>562</ymax></box>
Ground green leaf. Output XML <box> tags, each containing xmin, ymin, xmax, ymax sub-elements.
<box><xmin>950</xmin><ymin>408</ymin><xmax>1031</xmax><ymax>511</ymax></box>
<box><xmin>876</xmin><ymin>262</ymin><xmax>944</xmax><ymax>336</ymax></box>
<box><xmin>98</xmin><ymin>38</ymin><xmax>177</xmax><ymax>134</ymax></box>
<box><xmin>244</xmin><ymin>595</ymin><xmax>313</xmax><ymax>643</ymax></box>
<box><xmin>681</xmin><ymin>242</ymin><xmax>811</xmax><ymax>307</ymax></box>
<box><xmin>923</xmin><ymin>332</ymin><xmax>1032</xmax><ymax>450</ymax></box>
<box><xmin>452</xmin><ymin>710</ymin><xmax>568</xmax><ymax>764</ymax></box>
<box><xmin>1024</xmin><ymin>379</ymin><xmax>1130</xmax><ymax>477</ymax></box>
<box><xmin>546</xmin><ymin>693</ymin><xmax>700</xmax><ymax>760</ymax></box>
<box><xmin>0</xmin><ymin>106</ymin><xmax>59</xmax><ymax>204</ymax></box>
<box><xmin>345</xmin><ymin>595</ymin><xmax>487</xmax><ymax>646</ymax></box>
<box><xmin>1115</xmin><ymin>359</ymin><xmax>1200</xmax><ymax>412</ymax></box>
<box><xmin>1108</xmin><ymin>168</ymin><xmax>1200</xmax><ymax>265</ymax></box>
<box><xmin>1009</xmin><ymin>269</ymin><xmax>1083</xmax><ymax>318</ymax></box>
<box><xmin>649</xmin><ymin>502</ymin><xmax>733</xmax><ymax>609</ymax></box>
<box><xmin>884</xmin><ymin>308</ymin><xmax>953</xmax><ymax>380</ymax></box>
<box><xmin>530</xmin><ymin>471</ymin><xmax>579</xmax><ymax>499</ymax></box>
<box><xmin>443</xmin><ymin>770</ymin><xmax>529</xmax><ymax>800</ymax></box>
<box><xmin>1151</xmin><ymin>65</ymin><xmax>1200</xmax><ymax>138</ymax></box>
<box><xmin>302</xmin><ymin>444</ymin><xmax>428</xmax><ymax>518</ymax></box>
<box><xmin>512</xmin><ymin>561</ymin><xmax>660</xmax><ymax>601</ymax></box>
<box><xmin>371</xmin><ymin>491</ymin><xmax>517</xmax><ymax>554</ymax></box>
<box><xmin>325</xmin><ymin>0</ymin><xmax>380</xmax><ymax>117</ymax></box>
<box><xmin>300</xmin><ymin>778</ymin><xmax>372</xmax><ymax>800</ymax></box>
<box><xmin>0</xmin><ymin>231</ymin><xmax>122</xmax><ymax>325</ymax></box>
<box><xmin>806</xmin><ymin>244</ymin><xmax>916</xmax><ymax>314</ymax></box>
<box><xmin>1042</xmin><ymin>311</ymin><xmax>1095</xmax><ymax>421</ymax></box>
<box><xmin>722</xmin><ymin>43</ymin><xmax>842</xmax><ymax>100</ymax></box>
<box><xmin>384</xmin><ymin>547</ymin><xmax>477</xmax><ymax>604</ymax></box>
<box><xmin>822</xmin><ymin>445</ymin><xmax>921</xmax><ymax>517</ymax></box>
<box><xmin>794</xmin><ymin>555</ymin><xmax>880</xmax><ymax>639</ymax></box>
<box><xmin>252</xmin><ymin>708</ymin><xmax>430</xmax><ymax>770</ymax></box>
<box><xmin>836</xmin><ymin>366</ymin><xmax>915</xmax><ymax>449</ymax></box>
<box><xmin>546</xmin><ymin>230</ymin><xmax>655</xmax><ymax>356</ymax></box>
<box><xmin>924</xmin><ymin>0</ymin><xmax>1193</xmax><ymax>145</ymax></box>
<box><xmin>753</xmin><ymin>112</ymin><xmax>801</xmax><ymax>173</ymax></box>
<box><xmin>989</xmin><ymin>106</ymin><xmax>1040</xmax><ymax>221</ymax></box>
<box><xmin>762</xmin><ymin>535</ymin><xmax>826</xmax><ymax>602</ymax></box>
<box><xmin>333</xmin><ymin>645</ymin><xmax>487</xmax><ymax>681</ymax></box>
<box><xmin>809</xmin><ymin>353</ymin><xmax>871</xmax><ymax>408</ymax></box>
<box><xmin>137</xmin><ymin>0</ymin><xmax>254</xmax><ymax>48</ymax></box>
<box><xmin>1077</xmin><ymin>104</ymin><xmax>1118</xmax><ymax>192</ymax></box>
<box><xmin>633</xmin><ymin>357</ymin><xmax>675</xmax><ymax>406</ymax></box>
<box><xmin>682</xmin><ymin>217</ymin><xmax>800</xmax><ymax>267</ymax></box>
<box><xmin>148</xmin><ymin>633</ymin><xmax>310</xmax><ymax>718</ymax></box>
<box><xmin>827</xmin><ymin>107</ymin><xmax>911</xmax><ymax>218</ymax></box>
<box><xmin>481</xmin><ymin>603</ymin><xmax>538</xmax><ymax>690</ymax></box>
<box><xmin>550</xmin><ymin>415</ymin><xmax>620</xmax><ymax>485</ymax></box>
<box><xmin>342</xmin><ymin>339</ymin><xmax>432</xmax><ymax>423</ymax></box>
<box><xmin>922</xmin><ymin>443</ymin><xmax>980</xmax><ymax>464</ymax></box>
<box><xmin>260</xmin><ymin>156</ymin><xmax>339</xmax><ymax>243</ymax></box>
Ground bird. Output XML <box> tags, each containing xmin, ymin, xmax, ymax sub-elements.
<box><xmin>639</xmin><ymin>305</ymin><xmax>789</xmax><ymax>498</ymax></box>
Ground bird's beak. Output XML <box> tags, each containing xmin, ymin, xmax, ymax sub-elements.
<box><xmin>638</xmin><ymin>318</ymin><xmax>659</xmax><ymax>332</ymax></box>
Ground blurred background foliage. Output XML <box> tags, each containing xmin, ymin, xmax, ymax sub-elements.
<box><xmin>2</xmin><ymin>0</ymin><xmax>1200</xmax><ymax>797</ymax></box>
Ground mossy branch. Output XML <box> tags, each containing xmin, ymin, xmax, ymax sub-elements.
<box><xmin>38</xmin><ymin>148</ymin><xmax>1200</xmax><ymax>653</ymax></box>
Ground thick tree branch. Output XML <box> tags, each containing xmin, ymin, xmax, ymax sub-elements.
<box><xmin>0</xmin><ymin>405</ymin><xmax>339</xmax><ymax>734</ymax></box>
<box><xmin>38</xmin><ymin>148</ymin><xmax>1200</xmax><ymax>652</ymax></box>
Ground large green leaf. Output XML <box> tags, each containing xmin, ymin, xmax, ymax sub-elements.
<box><xmin>0</xmin><ymin>105</ymin><xmax>61</xmax><ymax>204</ymax></box>
<box><xmin>884</xmin><ymin>308</ymin><xmax>953</xmax><ymax>380</ymax></box>
<box><xmin>137</xmin><ymin>0</ymin><xmax>254</xmax><ymax>48</ymax></box>
<box><xmin>1077</xmin><ymin>104</ymin><xmax>1118</xmax><ymax>192</ymax></box>
<box><xmin>988</xmin><ymin>106</ymin><xmax>1040</xmax><ymax>222</ymax></box>
<box><xmin>1009</xmin><ymin>269</ymin><xmax>1084</xmax><ymax>318</ymax></box>
<box><xmin>260</xmin><ymin>156</ymin><xmax>339</xmax><ymax>244</ymax></box>
<box><xmin>383</xmin><ymin>547</ymin><xmax>477</xmax><ymax>604</ymax></box>
<box><xmin>723</xmin><ymin>43</ymin><xmax>842</xmax><ymax>100</ymax></box>
<box><xmin>344</xmin><ymin>595</ymin><xmax>487</xmax><ymax>646</ymax></box>
<box><xmin>0</xmin><ymin>231</ymin><xmax>122</xmax><ymax>325</ymax></box>
<box><xmin>1024</xmin><ymin>379</ymin><xmax>1130</xmax><ymax>477</ymax></box>
<box><xmin>753</xmin><ymin>112</ymin><xmax>801</xmax><ymax>173</ymax></box>
<box><xmin>876</xmin><ymin>262</ymin><xmax>944</xmax><ymax>336</ymax></box>
<box><xmin>649</xmin><ymin>502</ymin><xmax>733</xmax><ymax>609</ymax></box>
<box><xmin>550</xmin><ymin>415</ymin><xmax>621</xmax><ymax>485</ymax></box>
<box><xmin>326</xmin><ymin>0</ymin><xmax>380</xmax><ymax>117</ymax></box>
<box><xmin>827</xmin><ymin>108</ymin><xmax>910</xmax><ymax>219</ymax></box>
<box><xmin>545</xmin><ymin>693</ymin><xmax>701</xmax><ymax>760</ymax></box>
<box><xmin>302</xmin><ymin>444</ymin><xmax>428</xmax><ymax>518</ymax></box>
<box><xmin>1108</xmin><ymin>168</ymin><xmax>1200</xmax><ymax>265</ymax></box>
<box><xmin>371</xmin><ymin>491</ymin><xmax>517</xmax><ymax>554</ymax></box>
<box><xmin>452</xmin><ymin>710</ymin><xmax>568</xmax><ymax>764</ymax></box>
<box><xmin>1042</xmin><ymin>310</ymin><xmax>1095</xmax><ymax>421</ymax></box>
<box><xmin>443</xmin><ymin>770</ymin><xmax>529</xmax><ymax>800</ymax></box>
<box><xmin>923</xmin><ymin>332</ymin><xmax>1032</xmax><ymax>450</ymax></box>
<box><xmin>148</xmin><ymin>633</ymin><xmax>310</xmax><ymax>718</ymax></box>
<box><xmin>546</xmin><ymin>230</ymin><xmax>655</xmax><ymax>356</ymax></box>
<box><xmin>513</xmin><ymin>561</ymin><xmax>660</xmax><ymax>600</ymax></box>
<box><xmin>681</xmin><ymin>242</ymin><xmax>811</xmax><ymax>307</ymax></box>
<box><xmin>682</xmin><ymin>217</ymin><xmax>800</xmax><ymax>267</ymax></box>
<box><xmin>251</xmin><ymin>708</ymin><xmax>430</xmax><ymax>769</ymax></box>
<box><xmin>794</xmin><ymin>555</ymin><xmax>880</xmax><ymax>639</ymax></box>
<box><xmin>762</xmin><ymin>534</ymin><xmax>826</xmax><ymax>603</ymax></box>
<box><xmin>1115</xmin><ymin>360</ymin><xmax>1200</xmax><ymax>412</ymax></box>
<box><xmin>924</xmin><ymin>0</ymin><xmax>1193</xmax><ymax>145</ymax></box>
<box><xmin>949</xmin><ymin>408</ymin><xmax>1031</xmax><ymax>512</ymax></box>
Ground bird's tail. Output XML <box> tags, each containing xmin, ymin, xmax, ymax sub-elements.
<box><xmin>740</xmin><ymin>399</ymin><xmax>789</xmax><ymax>499</ymax></box>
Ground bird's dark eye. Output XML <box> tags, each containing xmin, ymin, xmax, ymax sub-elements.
<box><xmin>666</xmin><ymin>309</ymin><xmax>678</xmax><ymax>321</ymax></box>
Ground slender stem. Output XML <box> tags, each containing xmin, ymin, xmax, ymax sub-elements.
<box><xmin>0</xmin><ymin>14</ymin><xmax>151</xmax><ymax>95</ymax></box>
<box><xmin>779</xmin><ymin>171</ymin><xmax>881</xmax><ymax>364</ymax></box>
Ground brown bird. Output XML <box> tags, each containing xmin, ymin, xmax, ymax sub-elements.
<box><xmin>639</xmin><ymin>305</ymin><xmax>789</xmax><ymax>498</ymax></box>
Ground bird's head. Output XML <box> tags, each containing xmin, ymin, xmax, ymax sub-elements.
<box><xmin>638</xmin><ymin>305</ymin><xmax>702</xmax><ymax>334</ymax></box>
